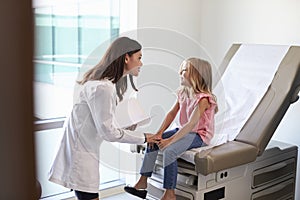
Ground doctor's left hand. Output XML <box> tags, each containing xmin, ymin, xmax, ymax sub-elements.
<box><xmin>145</xmin><ymin>133</ymin><xmax>161</xmax><ymax>144</ymax></box>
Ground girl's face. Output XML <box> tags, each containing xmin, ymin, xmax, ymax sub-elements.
<box><xmin>179</xmin><ymin>61</ymin><xmax>191</xmax><ymax>87</ymax></box>
<box><xmin>124</xmin><ymin>50</ymin><xmax>143</xmax><ymax>77</ymax></box>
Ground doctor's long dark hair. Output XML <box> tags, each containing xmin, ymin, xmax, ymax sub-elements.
<box><xmin>78</xmin><ymin>37</ymin><xmax>141</xmax><ymax>101</ymax></box>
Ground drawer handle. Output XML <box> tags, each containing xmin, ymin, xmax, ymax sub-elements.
<box><xmin>257</xmin><ymin>162</ymin><xmax>288</xmax><ymax>174</ymax></box>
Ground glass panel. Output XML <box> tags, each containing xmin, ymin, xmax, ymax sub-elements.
<box><xmin>33</xmin><ymin>0</ymin><xmax>120</xmax><ymax>119</ymax></box>
<box><xmin>35</xmin><ymin>128</ymin><xmax>69</xmax><ymax>198</ymax></box>
<box><xmin>33</xmin><ymin>0</ymin><xmax>122</xmax><ymax>197</ymax></box>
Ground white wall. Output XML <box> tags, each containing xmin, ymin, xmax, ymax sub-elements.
<box><xmin>138</xmin><ymin>0</ymin><xmax>300</xmax><ymax>199</ymax></box>
<box><xmin>198</xmin><ymin>0</ymin><xmax>300</xmax><ymax>65</ymax></box>
<box><xmin>137</xmin><ymin>0</ymin><xmax>202</xmax><ymax>43</ymax></box>
<box><xmin>136</xmin><ymin>0</ymin><xmax>213</xmax><ymax>134</ymax></box>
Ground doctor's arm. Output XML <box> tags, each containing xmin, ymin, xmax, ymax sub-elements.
<box><xmin>91</xmin><ymin>85</ymin><xmax>146</xmax><ymax>144</ymax></box>
<box><xmin>157</xmin><ymin>98</ymin><xmax>209</xmax><ymax>149</ymax></box>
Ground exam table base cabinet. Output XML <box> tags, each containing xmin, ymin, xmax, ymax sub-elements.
<box><xmin>147</xmin><ymin>141</ymin><xmax>297</xmax><ymax>200</ymax></box>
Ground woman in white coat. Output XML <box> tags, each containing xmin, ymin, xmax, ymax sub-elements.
<box><xmin>48</xmin><ymin>37</ymin><xmax>157</xmax><ymax>200</ymax></box>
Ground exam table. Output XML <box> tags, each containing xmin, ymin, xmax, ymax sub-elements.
<box><xmin>147</xmin><ymin>44</ymin><xmax>300</xmax><ymax>200</ymax></box>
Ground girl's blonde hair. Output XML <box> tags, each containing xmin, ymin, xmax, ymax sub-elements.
<box><xmin>179</xmin><ymin>57</ymin><xmax>218</xmax><ymax>112</ymax></box>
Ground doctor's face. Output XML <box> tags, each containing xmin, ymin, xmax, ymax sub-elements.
<box><xmin>124</xmin><ymin>50</ymin><xmax>143</xmax><ymax>77</ymax></box>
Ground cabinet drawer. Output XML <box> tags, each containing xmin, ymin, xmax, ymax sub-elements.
<box><xmin>251</xmin><ymin>178</ymin><xmax>294</xmax><ymax>200</ymax></box>
<box><xmin>252</xmin><ymin>158</ymin><xmax>295</xmax><ymax>188</ymax></box>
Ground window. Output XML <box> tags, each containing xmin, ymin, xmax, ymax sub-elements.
<box><xmin>33</xmin><ymin>0</ymin><xmax>136</xmax><ymax>198</ymax></box>
<box><xmin>34</xmin><ymin>0</ymin><xmax>120</xmax><ymax>119</ymax></box>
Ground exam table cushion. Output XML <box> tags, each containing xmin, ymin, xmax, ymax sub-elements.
<box><xmin>194</xmin><ymin>140</ymin><xmax>258</xmax><ymax>175</ymax></box>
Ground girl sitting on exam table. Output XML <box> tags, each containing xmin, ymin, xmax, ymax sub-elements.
<box><xmin>124</xmin><ymin>57</ymin><xmax>218</xmax><ymax>200</ymax></box>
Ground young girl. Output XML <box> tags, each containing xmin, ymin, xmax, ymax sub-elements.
<box><xmin>48</xmin><ymin>37</ymin><xmax>156</xmax><ymax>200</ymax></box>
<box><xmin>124</xmin><ymin>58</ymin><xmax>218</xmax><ymax>200</ymax></box>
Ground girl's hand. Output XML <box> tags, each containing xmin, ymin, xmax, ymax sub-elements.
<box><xmin>154</xmin><ymin>131</ymin><xmax>163</xmax><ymax>139</ymax></box>
<box><xmin>157</xmin><ymin>138</ymin><xmax>172</xmax><ymax>150</ymax></box>
<box><xmin>146</xmin><ymin>134</ymin><xmax>161</xmax><ymax>149</ymax></box>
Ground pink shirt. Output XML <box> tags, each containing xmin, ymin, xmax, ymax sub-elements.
<box><xmin>178</xmin><ymin>92</ymin><xmax>217</xmax><ymax>145</ymax></box>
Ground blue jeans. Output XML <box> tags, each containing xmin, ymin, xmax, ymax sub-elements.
<box><xmin>140</xmin><ymin>128</ymin><xmax>204</xmax><ymax>189</ymax></box>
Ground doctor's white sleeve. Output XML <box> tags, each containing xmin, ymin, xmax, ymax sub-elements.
<box><xmin>88</xmin><ymin>84</ymin><xmax>145</xmax><ymax>144</ymax></box>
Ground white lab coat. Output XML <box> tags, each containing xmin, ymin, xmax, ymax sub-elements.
<box><xmin>48</xmin><ymin>79</ymin><xmax>145</xmax><ymax>193</ymax></box>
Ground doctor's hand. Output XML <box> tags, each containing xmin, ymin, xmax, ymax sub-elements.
<box><xmin>147</xmin><ymin>131</ymin><xmax>163</xmax><ymax>149</ymax></box>
<box><xmin>145</xmin><ymin>133</ymin><xmax>160</xmax><ymax>143</ymax></box>
<box><xmin>145</xmin><ymin>133</ymin><xmax>161</xmax><ymax>149</ymax></box>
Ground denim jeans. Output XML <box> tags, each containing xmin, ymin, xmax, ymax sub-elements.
<box><xmin>140</xmin><ymin>128</ymin><xmax>204</xmax><ymax>189</ymax></box>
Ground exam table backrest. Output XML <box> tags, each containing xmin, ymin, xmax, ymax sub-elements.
<box><xmin>235</xmin><ymin>45</ymin><xmax>300</xmax><ymax>155</ymax></box>
<box><xmin>194</xmin><ymin>44</ymin><xmax>300</xmax><ymax>175</ymax></box>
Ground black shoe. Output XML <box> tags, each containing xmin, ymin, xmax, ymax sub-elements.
<box><xmin>124</xmin><ymin>186</ymin><xmax>147</xmax><ymax>199</ymax></box>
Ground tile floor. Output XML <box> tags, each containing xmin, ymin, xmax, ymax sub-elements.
<box><xmin>62</xmin><ymin>192</ymin><xmax>148</xmax><ymax>200</ymax></box>
<box><xmin>42</xmin><ymin>185</ymin><xmax>154</xmax><ymax>200</ymax></box>
<box><xmin>102</xmin><ymin>192</ymin><xmax>144</xmax><ymax>200</ymax></box>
